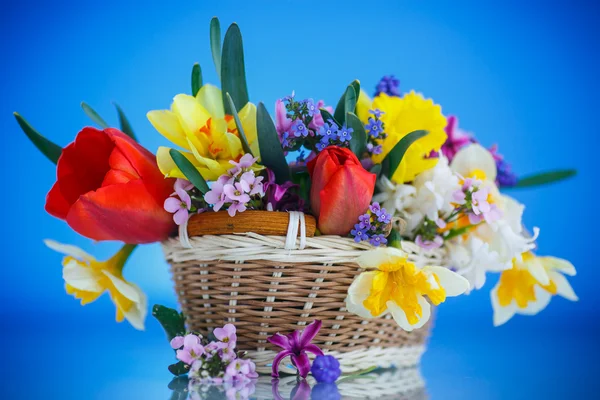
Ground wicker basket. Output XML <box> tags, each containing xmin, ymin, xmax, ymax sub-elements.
<box><xmin>162</xmin><ymin>211</ymin><xmax>444</xmax><ymax>374</ymax></box>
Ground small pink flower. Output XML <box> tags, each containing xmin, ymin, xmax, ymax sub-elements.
<box><xmin>227</xmin><ymin>202</ymin><xmax>248</xmax><ymax>217</ymax></box>
<box><xmin>224</xmin><ymin>183</ymin><xmax>251</xmax><ymax>203</ymax></box>
<box><xmin>164</xmin><ymin>186</ymin><xmax>192</xmax><ymax>225</ymax></box>
<box><xmin>214</xmin><ymin>324</ymin><xmax>237</xmax><ymax>347</ymax></box>
<box><xmin>170</xmin><ymin>335</ymin><xmax>185</xmax><ymax>349</ymax></box>
<box><xmin>176</xmin><ymin>334</ymin><xmax>205</xmax><ymax>365</ymax></box>
<box><xmin>416</xmin><ymin>235</ymin><xmax>444</xmax><ymax>250</ymax></box>
<box><xmin>204</xmin><ymin>180</ymin><xmax>227</xmax><ymax>211</ymax></box>
<box><xmin>174</xmin><ymin>178</ymin><xmax>194</xmax><ymax>192</ymax></box>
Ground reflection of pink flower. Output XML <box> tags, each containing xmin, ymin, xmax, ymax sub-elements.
<box><xmin>441</xmin><ymin>116</ymin><xmax>474</xmax><ymax>161</ymax></box>
<box><xmin>267</xmin><ymin>320</ymin><xmax>324</xmax><ymax>378</ymax></box>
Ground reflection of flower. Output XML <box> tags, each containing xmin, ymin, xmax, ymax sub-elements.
<box><xmin>345</xmin><ymin>247</ymin><xmax>469</xmax><ymax>331</ymax></box>
<box><xmin>267</xmin><ymin>320</ymin><xmax>324</xmax><ymax>378</ymax></box>
<box><xmin>311</xmin><ymin>355</ymin><xmax>341</xmax><ymax>383</ymax></box>
<box><xmin>491</xmin><ymin>252</ymin><xmax>577</xmax><ymax>326</ymax></box>
<box><xmin>45</xmin><ymin>240</ymin><xmax>146</xmax><ymax>330</ymax></box>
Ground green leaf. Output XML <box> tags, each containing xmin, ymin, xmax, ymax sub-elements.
<box><xmin>168</xmin><ymin>376</ymin><xmax>189</xmax><ymax>400</ymax></box>
<box><xmin>14</xmin><ymin>112</ymin><xmax>62</xmax><ymax>164</ymax></box>
<box><xmin>168</xmin><ymin>150</ymin><xmax>210</xmax><ymax>194</ymax></box>
<box><xmin>319</xmin><ymin>108</ymin><xmax>340</xmax><ymax>127</ymax></box>
<box><xmin>221</xmin><ymin>23</ymin><xmax>249</xmax><ymax>115</ymax></box>
<box><xmin>112</xmin><ymin>102</ymin><xmax>137</xmax><ymax>141</ymax></box>
<box><xmin>210</xmin><ymin>17</ymin><xmax>222</xmax><ymax>79</ymax></box>
<box><xmin>382</xmin><ymin>130</ymin><xmax>429</xmax><ymax>178</ymax></box>
<box><xmin>81</xmin><ymin>102</ymin><xmax>109</xmax><ymax>128</ymax></box>
<box><xmin>369</xmin><ymin>164</ymin><xmax>382</xmax><ymax>177</ymax></box>
<box><xmin>514</xmin><ymin>169</ymin><xmax>577</xmax><ymax>188</ymax></box>
<box><xmin>168</xmin><ymin>361</ymin><xmax>189</xmax><ymax>377</ymax></box>
<box><xmin>256</xmin><ymin>102</ymin><xmax>291</xmax><ymax>184</ymax></box>
<box><xmin>152</xmin><ymin>304</ymin><xmax>186</xmax><ymax>342</ymax></box>
<box><xmin>334</xmin><ymin>85</ymin><xmax>358</xmax><ymax>125</ymax></box>
<box><xmin>225</xmin><ymin>92</ymin><xmax>253</xmax><ymax>156</ymax></box>
<box><xmin>346</xmin><ymin>112</ymin><xmax>367</xmax><ymax>157</ymax></box>
<box><xmin>191</xmin><ymin>63</ymin><xmax>202</xmax><ymax>96</ymax></box>
<box><xmin>291</xmin><ymin>171</ymin><xmax>311</xmax><ymax>207</ymax></box>
<box><xmin>387</xmin><ymin>229</ymin><xmax>402</xmax><ymax>249</ymax></box>
<box><xmin>350</xmin><ymin>79</ymin><xmax>361</xmax><ymax>100</ymax></box>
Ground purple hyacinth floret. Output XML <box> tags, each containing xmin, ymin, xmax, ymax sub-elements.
<box><xmin>374</xmin><ymin>75</ymin><xmax>400</xmax><ymax>97</ymax></box>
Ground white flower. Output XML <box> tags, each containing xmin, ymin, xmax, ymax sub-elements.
<box><xmin>372</xmin><ymin>175</ymin><xmax>416</xmax><ymax>217</ymax></box>
<box><xmin>450</xmin><ymin>143</ymin><xmax>497</xmax><ymax>182</ymax></box>
<box><xmin>412</xmin><ymin>154</ymin><xmax>460</xmax><ymax>221</ymax></box>
<box><xmin>491</xmin><ymin>252</ymin><xmax>577</xmax><ymax>326</ymax></box>
<box><xmin>345</xmin><ymin>247</ymin><xmax>469</xmax><ymax>331</ymax></box>
<box><xmin>446</xmin><ymin>236</ymin><xmax>510</xmax><ymax>292</ymax></box>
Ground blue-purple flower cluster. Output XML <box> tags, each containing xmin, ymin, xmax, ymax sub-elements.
<box><xmin>364</xmin><ymin>109</ymin><xmax>386</xmax><ymax>155</ymax></box>
<box><xmin>315</xmin><ymin>121</ymin><xmax>353</xmax><ymax>151</ymax></box>
<box><xmin>374</xmin><ymin>75</ymin><xmax>400</xmax><ymax>97</ymax></box>
<box><xmin>350</xmin><ymin>202</ymin><xmax>392</xmax><ymax>246</ymax></box>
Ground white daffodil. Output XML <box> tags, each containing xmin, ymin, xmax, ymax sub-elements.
<box><xmin>44</xmin><ymin>240</ymin><xmax>147</xmax><ymax>330</ymax></box>
<box><xmin>345</xmin><ymin>247</ymin><xmax>469</xmax><ymax>331</ymax></box>
<box><xmin>372</xmin><ymin>175</ymin><xmax>416</xmax><ymax>217</ymax></box>
<box><xmin>491</xmin><ymin>252</ymin><xmax>577</xmax><ymax>326</ymax></box>
<box><xmin>446</xmin><ymin>236</ymin><xmax>510</xmax><ymax>292</ymax></box>
<box><xmin>451</xmin><ymin>143</ymin><xmax>497</xmax><ymax>182</ymax></box>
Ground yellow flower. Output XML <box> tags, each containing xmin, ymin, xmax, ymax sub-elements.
<box><xmin>369</xmin><ymin>91</ymin><xmax>447</xmax><ymax>183</ymax></box>
<box><xmin>44</xmin><ymin>240</ymin><xmax>147</xmax><ymax>330</ymax></box>
<box><xmin>491</xmin><ymin>252</ymin><xmax>577</xmax><ymax>326</ymax></box>
<box><xmin>345</xmin><ymin>247</ymin><xmax>469</xmax><ymax>331</ymax></box>
<box><xmin>147</xmin><ymin>84</ymin><xmax>258</xmax><ymax>181</ymax></box>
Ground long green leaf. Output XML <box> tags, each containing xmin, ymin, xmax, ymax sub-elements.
<box><xmin>14</xmin><ymin>112</ymin><xmax>62</xmax><ymax>164</ymax></box>
<box><xmin>152</xmin><ymin>304</ymin><xmax>186</xmax><ymax>342</ymax></box>
<box><xmin>225</xmin><ymin>92</ymin><xmax>253</xmax><ymax>156</ymax></box>
<box><xmin>221</xmin><ymin>23</ymin><xmax>249</xmax><ymax>115</ymax></box>
<box><xmin>210</xmin><ymin>17</ymin><xmax>222</xmax><ymax>79</ymax></box>
<box><xmin>514</xmin><ymin>169</ymin><xmax>577</xmax><ymax>188</ymax></box>
<box><xmin>383</xmin><ymin>130</ymin><xmax>429</xmax><ymax>178</ymax></box>
<box><xmin>112</xmin><ymin>102</ymin><xmax>137</xmax><ymax>141</ymax></box>
<box><xmin>334</xmin><ymin>85</ymin><xmax>357</xmax><ymax>125</ymax></box>
<box><xmin>319</xmin><ymin>108</ymin><xmax>340</xmax><ymax>127</ymax></box>
<box><xmin>81</xmin><ymin>102</ymin><xmax>109</xmax><ymax>128</ymax></box>
<box><xmin>346</xmin><ymin>111</ymin><xmax>367</xmax><ymax>157</ymax></box>
<box><xmin>169</xmin><ymin>149</ymin><xmax>210</xmax><ymax>194</ymax></box>
<box><xmin>257</xmin><ymin>102</ymin><xmax>291</xmax><ymax>184</ymax></box>
<box><xmin>191</xmin><ymin>63</ymin><xmax>202</xmax><ymax>96</ymax></box>
<box><xmin>350</xmin><ymin>79</ymin><xmax>360</xmax><ymax>100</ymax></box>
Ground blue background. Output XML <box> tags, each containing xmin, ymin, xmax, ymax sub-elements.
<box><xmin>1</xmin><ymin>1</ymin><xmax>597</xmax><ymax>399</ymax></box>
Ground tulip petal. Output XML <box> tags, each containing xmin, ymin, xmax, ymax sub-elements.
<box><xmin>147</xmin><ymin>109</ymin><xmax>189</xmax><ymax>149</ymax></box>
<box><xmin>45</xmin><ymin>181</ymin><xmax>71</xmax><ymax>220</ymax></box>
<box><xmin>66</xmin><ymin>180</ymin><xmax>175</xmax><ymax>244</ymax></box>
<box><xmin>317</xmin><ymin>164</ymin><xmax>376</xmax><ymax>235</ymax></box>
<box><xmin>307</xmin><ymin>151</ymin><xmax>339</xmax><ymax>217</ymax></box>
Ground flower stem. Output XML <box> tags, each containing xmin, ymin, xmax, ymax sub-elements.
<box><xmin>109</xmin><ymin>243</ymin><xmax>137</xmax><ymax>273</ymax></box>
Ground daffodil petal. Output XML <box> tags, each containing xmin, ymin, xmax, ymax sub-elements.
<box><xmin>121</xmin><ymin>282</ymin><xmax>147</xmax><ymax>331</ymax></box>
<box><xmin>490</xmin><ymin>284</ymin><xmax>516</xmax><ymax>327</ymax></box>
<box><xmin>147</xmin><ymin>110</ymin><xmax>190</xmax><ymax>149</ymax></box>
<box><xmin>63</xmin><ymin>260</ymin><xmax>104</xmax><ymax>292</ymax></box>
<box><xmin>171</xmin><ymin>94</ymin><xmax>211</xmax><ymax>135</ymax></box>
<box><xmin>45</xmin><ymin>239</ymin><xmax>95</xmax><ymax>263</ymax></box>
<box><xmin>548</xmin><ymin>271</ymin><xmax>578</xmax><ymax>301</ymax></box>
<box><xmin>387</xmin><ymin>299</ymin><xmax>415</xmax><ymax>331</ymax></box>
<box><xmin>356</xmin><ymin>247</ymin><xmax>408</xmax><ymax>270</ymax></box>
<box><xmin>345</xmin><ymin>271</ymin><xmax>382</xmax><ymax>319</ymax></box>
<box><xmin>424</xmin><ymin>266</ymin><xmax>470</xmax><ymax>297</ymax></box>
<box><xmin>539</xmin><ymin>257</ymin><xmax>576</xmax><ymax>276</ymax></box>
<box><xmin>527</xmin><ymin>258</ymin><xmax>551</xmax><ymax>286</ymax></box>
<box><xmin>239</xmin><ymin>102</ymin><xmax>258</xmax><ymax>144</ymax></box>
<box><xmin>102</xmin><ymin>270</ymin><xmax>141</xmax><ymax>303</ymax></box>
<box><xmin>451</xmin><ymin>143</ymin><xmax>497</xmax><ymax>181</ymax></box>
<box><xmin>195</xmin><ymin>84</ymin><xmax>224</xmax><ymax>119</ymax></box>
<box><xmin>517</xmin><ymin>285</ymin><xmax>552</xmax><ymax>316</ymax></box>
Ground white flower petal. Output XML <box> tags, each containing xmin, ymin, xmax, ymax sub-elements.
<box><xmin>490</xmin><ymin>285</ymin><xmax>516</xmax><ymax>327</ymax></box>
<box><xmin>450</xmin><ymin>143</ymin><xmax>497</xmax><ymax>181</ymax></box>
<box><xmin>122</xmin><ymin>282</ymin><xmax>147</xmax><ymax>331</ymax></box>
<box><xmin>387</xmin><ymin>300</ymin><xmax>414</xmax><ymax>331</ymax></box>
<box><xmin>526</xmin><ymin>258</ymin><xmax>551</xmax><ymax>286</ymax></box>
<box><xmin>63</xmin><ymin>260</ymin><xmax>104</xmax><ymax>292</ymax></box>
<box><xmin>102</xmin><ymin>270</ymin><xmax>141</xmax><ymax>303</ymax></box>
<box><xmin>499</xmin><ymin>195</ymin><xmax>525</xmax><ymax>233</ymax></box>
<box><xmin>517</xmin><ymin>285</ymin><xmax>552</xmax><ymax>316</ymax></box>
<box><xmin>355</xmin><ymin>247</ymin><xmax>408</xmax><ymax>270</ymax></box>
<box><xmin>345</xmin><ymin>271</ymin><xmax>382</xmax><ymax>319</ymax></box>
<box><xmin>424</xmin><ymin>266</ymin><xmax>470</xmax><ymax>297</ymax></box>
<box><xmin>548</xmin><ymin>271</ymin><xmax>578</xmax><ymax>302</ymax></box>
<box><xmin>45</xmin><ymin>239</ymin><xmax>95</xmax><ymax>262</ymax></box>
<box><xmin>539</xmin><ymin>257</ymin><xmax>576</xmax><ymax>276</ymax></box>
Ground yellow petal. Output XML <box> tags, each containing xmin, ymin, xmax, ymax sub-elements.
<box><xmin>355</xmin><ymin>89</ymin><xmax>373</xmax><ymax>124</ymax></box>
<box><xmin>171</xmin><ymin>94</ymin><xmax>211</xmax><ymax>135</ymax></box>
<box><xmin>63</xmin><ymin>259</ymin><xmax>104</xmax><ymax>293</ymax></box>
<box><xmin>196</xmin><ymin>84</ymin><xmax>224</xmax><ymax>119</ymax></box>
<box><xmin>147</xmin><ymin>110</ymin><xmax>190</xmax><ymax>150</ymax></box>
<box><xmin>156</xmin><ymin>146</ymin><xmax>215</xmax><ymax>180</ymax></box>
<box><xmin>185</xmin><ymin>139</ymin><xmax>229</xmax><ymax>180</ymax></box>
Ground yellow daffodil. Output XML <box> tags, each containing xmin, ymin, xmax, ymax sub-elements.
<box><xmin>346</xmin><ymin>247</ymin><xmax>469</xmax><ymax>331</ymax></box>
<box><xmin>364</xmin><ymin>91</ymin><xmax>447</xmax><ymax>184</ymax></box>
<box><xmin>147</xmin><ymin>84</ymin><xmax>258</xmax><ymax>181</ymax></box>
<box><xmin>44</xmin><ymin>240</ymin><xmax>147</xmax><ymax>330</ymax></box>
<box><xmin>491</xmin><ymin>252</ymin><xmax>577</xmax><ymax>326</ymax></box>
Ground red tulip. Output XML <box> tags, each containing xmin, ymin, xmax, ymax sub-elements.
<box><xmin>307</xmin><ymin>146</ymin><xmax>376</xmax><ymax>235</ymax></box>
<box><xmin>45</xmin><ymin>127</ymin><xmax>176</xmax><ymax>244</ymax></box>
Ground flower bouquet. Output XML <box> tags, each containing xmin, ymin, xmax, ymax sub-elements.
<box><xmin>17</xmin><ymin>18</ymin><xmax>578</xmax><ymax>380</ymax></box>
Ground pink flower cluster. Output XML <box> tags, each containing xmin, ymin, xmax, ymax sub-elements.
<box><xmin>204</xmin><ymin>154</ymin><xmax>265</xmax><ymax>217</ymax></box>
<box><xmin>164</xmin><ymin>179</ymin><xmax>195</xmax><ymax>225</ymax></box>
<box><xmin>170</xmin><ymin>324</ymin><xmax>258</xmax><ymax>385</ymax></box>
<box><xmin>453</xmin><ymin>178</ymin><xmax>502</xmax><ymax>225</ymax></box>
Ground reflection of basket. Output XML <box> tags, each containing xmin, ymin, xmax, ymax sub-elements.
<box><xmin>163</xmin><ymin>211</ymin><xmax>445</xmax><ymax>374</ymax></box>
